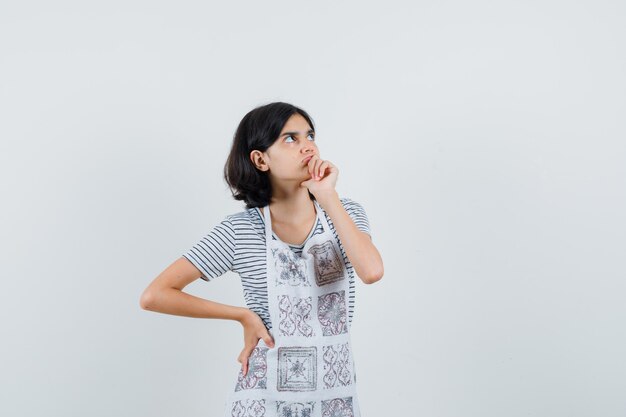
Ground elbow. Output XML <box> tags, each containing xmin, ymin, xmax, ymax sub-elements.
<box><xmin>362</xmin><ymin>266</ymin><xmax>384</xmax><ymax>285</ymax></box>
<box><xmin>139</xmin><ymin>289</ymin><xmax>156</xmax><ymax>311</ymax></box>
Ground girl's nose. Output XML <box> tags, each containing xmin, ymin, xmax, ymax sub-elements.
<box><xmin>302</xmin><ymin>142</ymin><xmax>316</xmax><ymax>153</ymax></box>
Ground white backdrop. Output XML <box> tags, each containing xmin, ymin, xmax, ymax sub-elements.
<box><xmin>1</xmin><ymin>1</ymin><xmax>625</xmax><ymax>416</ymax></box>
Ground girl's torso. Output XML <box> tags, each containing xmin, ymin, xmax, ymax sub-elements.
<box><xmin>182</xmin><ymin>197</ymin><xmax>370</xmax><ymax>331</ymax></box>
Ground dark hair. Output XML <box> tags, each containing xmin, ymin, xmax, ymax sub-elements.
<box><xmin>224</xmin><ymin>101</ymin><xmax>316</xmax><ymax>209</ymax></box>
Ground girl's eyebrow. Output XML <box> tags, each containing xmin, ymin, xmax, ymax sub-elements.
<box><xmin>280</xmin><ymin>129</ymin><xmax>315</xmax><ymax>137</ymax></box>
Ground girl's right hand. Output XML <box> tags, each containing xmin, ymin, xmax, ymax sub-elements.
<box><xmin>238</xmin><ymin>309</ymin><xmax>275</xmax><ymax>376</ymax></box>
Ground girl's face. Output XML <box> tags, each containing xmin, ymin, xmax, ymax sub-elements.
<box><xmin>258</xmin><ymin>113</ymin><xmax>318</xmax><ymax>182</ymax></box>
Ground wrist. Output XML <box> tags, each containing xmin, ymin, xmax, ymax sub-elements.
<box><xmin>316</xmin><ymin>190</ymin><xmax>339</xmax><ymax>208</ymax></box>
<box><xmin>235</xmin><ymin>306</ymin><xmax>253</xmax><ymax>324</ymax></box>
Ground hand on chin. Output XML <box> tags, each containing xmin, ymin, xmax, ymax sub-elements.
<box><xmin>299</xmin><ymin>160</ymin><xmax>338</xmax><ymax>201</ymax></box>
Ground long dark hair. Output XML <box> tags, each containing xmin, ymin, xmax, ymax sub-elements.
<box><xmin>224</xmin><ymin>102</ymin><xmax>316</xmax><ymax>209</ymax></box>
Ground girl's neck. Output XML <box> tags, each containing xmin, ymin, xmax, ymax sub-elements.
<box><xmin>262</xmin><ymin>189</ymin><xmax>316</xmax><ymax>226</ymax></box>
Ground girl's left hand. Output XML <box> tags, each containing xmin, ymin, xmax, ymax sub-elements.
<box><xmin>300</xmin><ymin>155</ymin><xmax>338</xmax><ymax>200</ymax></box>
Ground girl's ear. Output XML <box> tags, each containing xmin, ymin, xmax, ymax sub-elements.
<box><xmin>249</xmin><ymin>150</ymin><xmax>269</xmax><ymax>172</ymax></box>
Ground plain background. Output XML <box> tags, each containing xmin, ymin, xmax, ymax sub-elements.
<box><xmin>1</xmin><ymin>1</ymin><xmax>625</xmax><ymax>416</ymax></box>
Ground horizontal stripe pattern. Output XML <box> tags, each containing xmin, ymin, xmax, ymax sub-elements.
<box><xmin>182</xmin><ymin>197</ymin><xmax>371</xmax><ymax>330</ymax></box>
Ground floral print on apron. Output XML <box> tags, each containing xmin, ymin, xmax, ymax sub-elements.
<box><xmin>223</xmin><ymin>199</ymin><xmax>361</xmax><ymax>417</ymax></box>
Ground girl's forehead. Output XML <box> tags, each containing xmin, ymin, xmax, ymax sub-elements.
<box><xmin>281</xmin><ymin>113</ymin><xmax>313</xmax><ymax>133</ymax></box>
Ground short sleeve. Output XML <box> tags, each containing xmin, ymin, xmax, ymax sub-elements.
<box><xmin>182</xmin><ymin>216</ymin><xmax>237</xmax><ymax>282</ymax></box>
<box><xmin>341</xmin><ymin>197</ymin><xmax>372</xmax><ymax>238</ymax></box>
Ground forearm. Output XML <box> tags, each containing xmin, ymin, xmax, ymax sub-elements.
<box><xmin>317</xmin><ymin>191</ymin><xmax>384</xmax><ymax>284</ymax></box>
<box><xmin>141</xmin><ymin>287</ymin><xmax>249</xmax><ymax>322</ymax></box>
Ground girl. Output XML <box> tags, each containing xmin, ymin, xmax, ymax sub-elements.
<box><xmin>140</xmin><ymin>101</ymin><xmax>384</xmax><ymax>417</ymax></box>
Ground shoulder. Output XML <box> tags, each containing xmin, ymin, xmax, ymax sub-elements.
<box><xmin>339</xmin><ymin>196</ymin><xmax>368</xmax><ymax>215</ymax></box>
<box><xmin>339</xmin><ymin>196</ymin><xmax>361</xmax><ymax>207</ymax></box>
<box><xmin>196</xmin><ymin>209</ymin><xmax>259</xmax><ymax>242</ymax></box>
<box><xmin>336</xmin><ymin>196</ymin><xmax>371</xmax><ymax>236</ymax></box>
<box><xmin>221</xmin><ymin>207</ymin><xmax>261</xmax><ymax>231</ymax></box>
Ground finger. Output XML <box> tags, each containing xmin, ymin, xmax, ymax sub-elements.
<box><xmin>318</xmin><ymin>161</ymin><xmax>329</xmax><ymax>179</ymax></box>
<box><xmin>308</xmin><ymin>156</ymin><xmax>318</xmax><ymax>178</ymax></box>
<box><xmin>238</xmin><ymin>348</ymin><xmax>252</xmax><ymax>375</ymax></box>
<box><xmin>241</xmin><ymin>354</ymin><xmax>249</xmax><ymax>376</ymax></box>
<box><xmin>322</xmin><ymin>162</ymin><xmax>337</xmax><ymax>178</ymax></box>
<box><xmin>313</xmin><ymin>159</ymin><xmax>324</xmax><ymax>179</ymax></box>
<box><xmin>263</xmin><ymin>333</ymin><xmax>275</xmax><ymax>348</ymax></box>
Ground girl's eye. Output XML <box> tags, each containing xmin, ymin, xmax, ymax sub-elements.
<box><xmin>285</xmin><ymin>133</ymin><xmax>315</xmax><ymax>143</ymax></box>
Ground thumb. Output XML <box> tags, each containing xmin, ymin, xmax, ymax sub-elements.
<box><xmin>263</xmin><ymin>333</ymin><xmax>275</xmax><ymax>348</ymax></box>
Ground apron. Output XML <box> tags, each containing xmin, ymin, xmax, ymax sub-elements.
<box><xmin>223</xmin><ymin>199</ymin><xmax>361</xmax><ymax>417</ymax></box>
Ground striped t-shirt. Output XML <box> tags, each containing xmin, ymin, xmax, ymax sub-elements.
<box><xmin>181</xmin><ymin>197</ymin><xmax>371</xmax><ymax>331</ymax></box>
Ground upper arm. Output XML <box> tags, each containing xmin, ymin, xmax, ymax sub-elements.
<box><xmin>180</xmin><ymin>217</ymin><xmax>237</xmax><ymax>282</ymax></box>
<box><xmin>149</xmin><ymin>256</ymin><xmax>207</xmax><ymax>291</ymax></box>
<box><xmin>139</xmin><ymin>256</ymin><xmax>205</xmax><ymax>308</ymax></box>
<box><xmin>341</xmin><ymin>197</ymin><xmax>372</xmax><ymax>238</ymax></box>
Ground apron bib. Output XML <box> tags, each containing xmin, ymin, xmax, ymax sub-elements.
<box><xmin>223</xmin><ymin>199</ymin><xmax>361</xmax><ymax>417</ymax></box>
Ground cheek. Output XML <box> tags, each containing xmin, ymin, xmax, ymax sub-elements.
<box><xmin>270</xmin><ymin>158</ymin><xmax>302</xmax><ymax>176</ymax></box>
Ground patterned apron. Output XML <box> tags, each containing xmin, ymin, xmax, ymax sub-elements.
<box><xmin>224</xmin><ymin>199</ymin><xmax>361</xmax><ymax>417</ymax></box>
